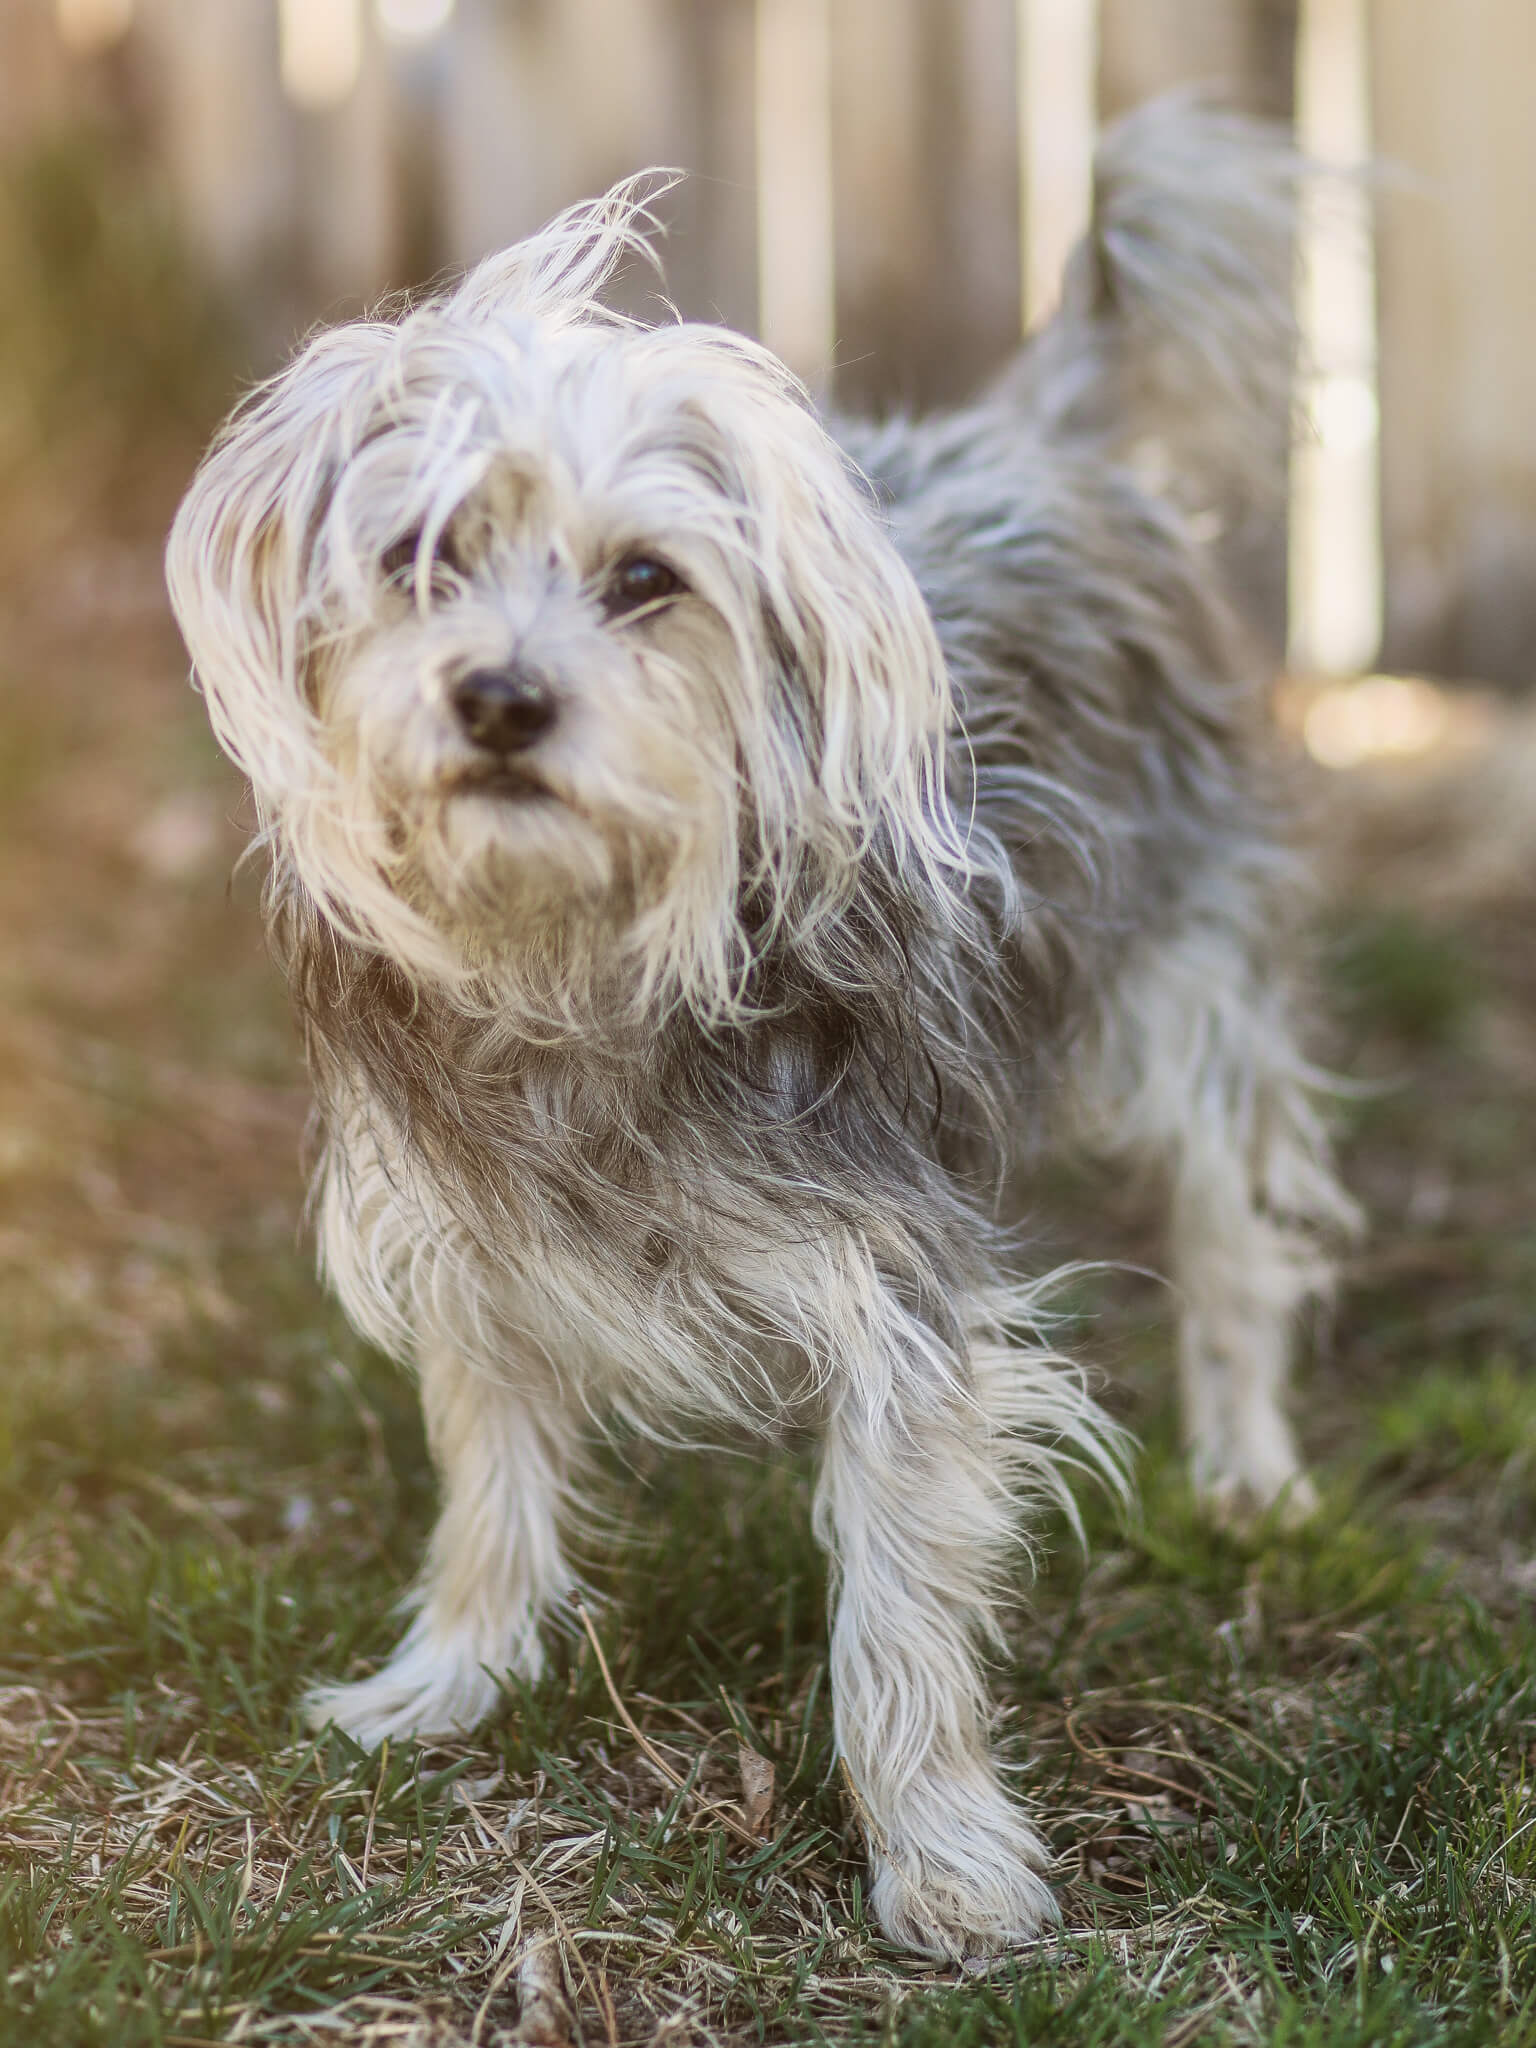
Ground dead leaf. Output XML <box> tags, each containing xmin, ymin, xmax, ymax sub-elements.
<box><xmin>738</xmin><ymin>1741</ymin><xmax>775</xmax><ymax>1836</ymax></box>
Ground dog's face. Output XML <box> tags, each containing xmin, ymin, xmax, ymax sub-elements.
<box><xmin>167</xmin><ymin>184</ymin><xmax>959</xmax><ymax>1015</ymax></box>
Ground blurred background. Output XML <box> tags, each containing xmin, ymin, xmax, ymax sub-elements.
<box><xmin>0</xmin><ymin>0</ymin><xmax>1534</xmax><ymax>1648</ymax></box>
<box><xmin>4</xmin><ymin>0</ymin><xmax>1535</xmax><ymax>681</ymax></box>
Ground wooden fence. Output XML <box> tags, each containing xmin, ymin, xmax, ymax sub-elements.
<box><xmin>3</xmin><ymin>0</ymin><xmax>1534</xmax><ymax>687</ymax></box>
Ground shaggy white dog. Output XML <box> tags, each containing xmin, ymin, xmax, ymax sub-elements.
<box><xmin>167</xmin><ymin>101</ymin><xmax>1354</xmax><ymax>1957</ymax></box>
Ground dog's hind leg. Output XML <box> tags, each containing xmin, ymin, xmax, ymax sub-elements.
<box><xmin>304</xmin><ymin>1346</ymin><xmax>582</xmax><ymax>1747</ymax></box>
<box><xmin>1167</xmin><ymin>1117</ymin><xmax>1335</xmax><ymax>1520</ymax></box>
<box><xmin>1074</xmin><ymin>896</ymin><xmax>1359</xmax><ymax>1519</ymax></box>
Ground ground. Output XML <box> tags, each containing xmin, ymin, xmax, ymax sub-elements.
<box><xmin>2</xmin><ymin>418</ymin><xmax>1536</xmax><ymax>2045</ymax></box>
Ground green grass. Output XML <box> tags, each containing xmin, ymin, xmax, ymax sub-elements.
<box><xmin>1327</xmin><ymin>909</ymin><xmax>1481</xmax><ymax>1052</ymax></box>
<box><xmin>4</xmin><ymin>1327</ymin><xmax>1536</xmax><ymax>2043</ymax></box>
<box><xmin>1369</xmin><ymin>1360</ymin><xmax>1536</xmax><ymax>1486</ymax></box>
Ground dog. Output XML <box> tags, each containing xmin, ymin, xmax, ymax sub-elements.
<box><xmin>166</xmin><ymin>99</ymin><xmax>1356</xmax><ymax>1958</ymax></box>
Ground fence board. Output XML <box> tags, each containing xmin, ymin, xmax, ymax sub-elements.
<box><xmin>672</xmin><ymin>0</ymin><xmax>758</xmax><ymax>335</ymax></box>
<box><xmin>441</xmin><ymin>0</ymin><xmax>751</xmax><ymax>329</ymax></box>
<box><xmin>831</xmin><ymin>0</ymin><xmax>1019</xmax><ymax>413</ymax></box>
<box><xmin>1372</xmin><ymin>0</ymin><xmax>1536</xmax><ymax>685</ymax></box>
<box><xmin>1099</xmin><ymin>0</ymin><xmax>1296</xmax><ymax>116</ymax></box>
<box><xmin>756</xmin><ymin>0</ymin><xmax>833</xmax><ymax>383</ymax></box>
<box><xmin>142</xmin><ymin>0</ymin><xmax>299</xmax><ymax>344</ymax></box>
<box><xmin>299</xmin><ymin>25</ymin><xmax>402</xmax><ymax>310</ymax></box>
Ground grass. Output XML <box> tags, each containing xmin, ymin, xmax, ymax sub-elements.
<box><xmin>6</xmin><ymin>1325</ymin><xmax>1536</xmax><ymax>2046</ymax></box>
<box><xmin>1</xmin><ymin>241</ymin><xmax>1535</xmax><ymax>2038</ymax></box>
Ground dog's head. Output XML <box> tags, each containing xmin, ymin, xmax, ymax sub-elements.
<box><xmin>167</xmin><ymin>178</ymin><xmax>962</xmax><ymax>1019</ymax></box>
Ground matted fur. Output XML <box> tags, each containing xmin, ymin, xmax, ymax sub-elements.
<box><xmin>166</xmin><ymin>98</ymin><xmax>1356</xmax><ymax>1958</ymax></box>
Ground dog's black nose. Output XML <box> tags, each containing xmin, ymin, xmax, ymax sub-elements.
<box><xmin>449</xmin><ymin>666</ymin><xmax>557</xmax><ymax>755</ymax></box>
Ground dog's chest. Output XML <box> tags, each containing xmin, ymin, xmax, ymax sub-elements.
<box><xmin>345</xmin><ymin>1043</ymin><xmax>838</xmax><ymax>1427</ymax></box>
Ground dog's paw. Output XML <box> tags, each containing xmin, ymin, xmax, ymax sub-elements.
<box><xmin>1193</xmin><ymin>1458</ymin><xmax>1319</xmax><ymax>1533</ymax></box>
<box><xmin>304</xmin><ymin>1623</ymin><xmax>531</xmax><ymax>1747</ymax></box>
<box><xmin>867</xmin><ymin>1797</ymin><xmax>1059</xmax><ymax>1959</ymax></box>
<box><xmin>1188</xmin><ymin>1407</ymin><xmax>1319</xmax><ymax>1532</ymax></box>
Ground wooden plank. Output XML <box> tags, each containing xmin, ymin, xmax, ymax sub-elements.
<box><xmin>1018</xmin><ymin>0</ymin><xmax>1098</xmax><ymax>328</ymax></box>
<box><xmin>671</xmin><ymin>0</ymin><xmax>758</xmax><ymax>334</ymax></box>
<box><xmin>756</xmin><ymin>0</ymin><xmax>833</xmax><ymax>385</ymax></box>
<box><xmin>831</xmin><ymin>0</ymin><xmax>1020</xmax><ymax>413</ymax></box>
<box><xmin>1098</xmin><ymin>0</ymin><xmax>1296</xmax><ymax>117</ymax></box>
<box><xmin>299</xmin><ymin>19</ymin><xmax>404</xmax><ymax>312</ymax></box>
<box><xmin>1371</xmin><ymin>0</ymin><xmax>1536</xmax><ymax>684</ymax></box>
<box><xmin>1289</xmin><ymin>0</ymin><xmax>1380</xmax><ymax>676</ymax></box>
<box><xmin>138</xmin><ymin>0</ymin><xmax>302</xmax><ymax>352</ymax></box>
<box><xmin>440</xmin><ymin>0</ymin><xmax>746</xmax><ymax>328</ymax></box>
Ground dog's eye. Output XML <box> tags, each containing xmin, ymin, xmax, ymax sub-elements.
<box><xmin>382</xmin><ymin>528</ymin><xmax>464</xmax><ymax>585</ymax></box>
<box><xmin>604</xmin><ymin>556</ymin><xmax>684</xmax><ymax>618</ymax></box>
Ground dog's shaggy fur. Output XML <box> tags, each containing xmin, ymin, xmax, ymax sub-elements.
<box><xmin>167</xmin><ymin>100</ymin><xmax>1356</xmax><ymax>1957</ymax></box>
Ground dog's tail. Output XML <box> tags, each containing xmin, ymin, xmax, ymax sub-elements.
<box><xmin>1006</xmin><ymin>93</ymin><xmax>1300</xmax><ymax>536</ymax></box>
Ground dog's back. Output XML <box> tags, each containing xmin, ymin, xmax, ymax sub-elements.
<box><xmin>836</xmin><ymin>100</ymin><xmax>1303</xmax><ymax>1134</ymax></box>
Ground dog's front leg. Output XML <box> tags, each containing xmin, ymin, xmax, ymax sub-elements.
<box><xmin>814</xmin><ymin>1378</ymin><xmax>1058</xmax><ymax>1958</ymax></box>
<box><xmin>305</xmin><ymin>1345</ymin><xmax>581</xmax><ymax>1747</ymax></box>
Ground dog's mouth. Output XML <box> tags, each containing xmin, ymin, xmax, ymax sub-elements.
<box><xmin>445</xmin><ymin>763</ymin><xmax>551</xmax><ymax>802</ymax></box>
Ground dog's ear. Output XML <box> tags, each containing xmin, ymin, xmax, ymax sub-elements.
<box><xmin>735</xmin><ymin>410</ymin><xmax>963</xmax><ymax>908</ymax></box>
<box><xmin>165</xmin><ymin>328</ymin><xmax>384</xmax><ymax>817</ymax></box>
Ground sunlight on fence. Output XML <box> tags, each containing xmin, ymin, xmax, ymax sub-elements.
<box><xmin>1018</xmin><ymin>0</ymin><xmax>1097</xmax><ymax>328</ymax></box>
<box><xmin>755</xmin><ymin>0</ymin><xmax>836</xmax><ymax>389</ymax></box>
<box><xmin>1290</xmin><ymin>0</ymin><xmax>1382</xmax><ymax>678</ymax></box>
<box><xmin>376</xmin><ymin>0</ymin><xmax>455</xmax><ymax>46</ymax></box>
<box><xmin>55</xmin><ymin>0</ymin><xmax>132</xmax><ymax>54</ymax></box>
<box><xmin>1301</xmin><ymin>674</ymin><xmax>1450</xmax><ymax>768</ymax></box>
<box><xmin>279</xmin><ymin>0</ymin><xmax>363</xmax><ymax>112</ymax></box>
